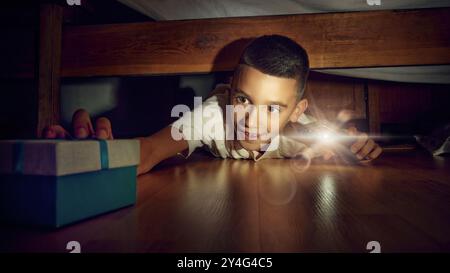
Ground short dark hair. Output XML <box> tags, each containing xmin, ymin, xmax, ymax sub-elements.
<box><xmin>238</xmin><ymin>34</ymin><xmax>310</xmax><ymax>98</ymax></box>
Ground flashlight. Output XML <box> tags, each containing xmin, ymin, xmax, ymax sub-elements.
<box><xmin>291</xmin><ymin>121</ymin><xmax>344</xmax><ymax>145</ymax></box>
<box><xmin>288</xmin><ymin>121</ymin><xmax>361</xmax><ymax>163</ymax></box>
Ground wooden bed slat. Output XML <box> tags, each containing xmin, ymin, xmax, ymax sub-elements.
<box><xmin>61</xmin><ymin>8</ymin><xmax>450</xmax><ymax>77</ymax></box>
<box><xmin>37</xmin><ymin>3</ymin><xmax>63</xmax><ymax>137</ymax></box>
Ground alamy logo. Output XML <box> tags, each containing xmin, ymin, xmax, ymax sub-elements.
<box><xmin>366</xmin><ymin>241</ymin><xmax>381</xmax><ymax>253</ymax></box>
<box><xmin>66</xmin><ymin>241</ymin><xmax>81</xmax><ymax>253</ymax></box>
<box><xmin>366</xmin><ymin>0</ymin><xmax>381</xmax><ymax>6</ymax></box>
<box><xmin>66</xmin><ymin>0</ymin><xmax>81</xmax><ymax>6</ymax></box>
<box><xmin>170</xmin><ymin>97</ymin><xmax>280</xmax><ymax>151</ymax></box>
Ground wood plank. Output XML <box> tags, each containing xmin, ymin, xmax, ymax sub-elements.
<box><xmin>1</xmin><ymin>151</ymin><xmax>450</xmax><ymax>252</ymax></box>
<box><xmin>61</xmin><ymin>8</ymin><xmax>450</xmax><ymax>77</ymax></box>
<box><xmin>367</xmin><ymin>81</ymin><xmax>381</xmax><ymax>134</ymax></box>
<box><xmin>36</xmin><ymin>3</ymin><xmax>63</xmax><ymax>137</ymax></box>
<box><xmin>305</xmin><ymin>72</ymin><xmax>366</xmax><ymax>123</ymax></box>
<box><xmin>370</xmin><ymin>81</ymin><xmax>450</xmax><ymax>125</ymax></box>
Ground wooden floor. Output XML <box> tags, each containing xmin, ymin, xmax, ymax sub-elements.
<box><xmin>1</xmin><ymin>149</ymin><xmax>450</xmax><ymax>252</ymax></box>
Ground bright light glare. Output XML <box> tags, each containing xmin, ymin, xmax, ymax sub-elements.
<box><xmin>318</xmin><ymin>130</ymin><xmax>335</xmax><ymax>144</ymax></box>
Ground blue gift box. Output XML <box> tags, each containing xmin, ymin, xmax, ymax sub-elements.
<box><xmin>0</xmin><ymin>139</ymin><xmax>140</xmax><ymax>228</ymax></box>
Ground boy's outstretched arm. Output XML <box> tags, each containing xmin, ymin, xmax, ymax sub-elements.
<box><xmin>137</xmin><ymin>126</ymin><xmax>188</xmax><ymax>175</ymax></box>
<box><xmin>43</xmin><ymin>109</ymin><xmax>188</xmax><ymax>176</ymax></box>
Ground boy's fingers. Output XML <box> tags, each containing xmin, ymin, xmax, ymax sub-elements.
<box><xmin>345</xmin><ymin>126</ymin><xmax>382</xmax><ymax>161</ymax></box>
<box><xmin>347</xmin><ymin>126</ymin><xmax>358</xmax><ymax>136</ymax></box>
<box><xmin>95</xmin><ymin>117</ymin><xmax>113</xmax><ymax>140</ymax></box>
<box><xmin>368</xmin><ymin>146</ymin><xmax>383</xmax><ymax>160</ymax></box>
<box><xmin>43</xmin><ymin>125</ymin><xmax>69</xmax><ymax>139</ymax></box>
<box><xmin>356</xmin><ymin>139</ymin><xmax>375</xmax><ymax>160</ymax></box>
<box><xmin>350</xmin><ymin>132</ymin><xmax>368</xmax><ymax>154</ymax></box>
<box><xmin>43</xmin><ymin>125</ymin><xmax>56</xmax><ymax>139</ymax></box>
<box><xmin>336</xmin><ymin>109</ymin><xmax>354</xmax><ymax>124</ymax></box>
<box><xmin>323</xmin><ymin>150</ymin><xmax>335</xmax><ymax>161</ymax></box>
<box><xmin>72</xmin><ymin>109</ymin><xmax>94</xmax><ymax>139</ymax></box>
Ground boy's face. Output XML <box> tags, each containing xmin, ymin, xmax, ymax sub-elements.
<box><xmin>230</xmin><ymin>65</ymin><xmax>308</xmax><ymax>151</ymax></box>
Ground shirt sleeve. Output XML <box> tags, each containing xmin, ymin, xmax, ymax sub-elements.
<box><xmin>279</xmin><ymin>134</ymin><xmax>326</xmax><ymax>159</ymax></box>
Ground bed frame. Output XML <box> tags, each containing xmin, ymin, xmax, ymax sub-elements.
<box><xmin>9</xmin><ymin>4</ymin><xmax>450</xmax><ymax>136</ymax></box>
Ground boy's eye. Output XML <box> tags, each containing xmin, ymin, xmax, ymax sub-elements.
<box><xmin>269</xmin><ymin>105</ymin><xmax>281</xmax><ymax>113</ymax></box>
<box><xmin>235</xmin><ymin>95</ymin><xmax>249</xmax><ymax>104</ymax></box>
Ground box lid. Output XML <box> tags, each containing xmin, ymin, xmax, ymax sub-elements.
<box><xmin>0</xmin><ymin>139</ymin><xmax>140</xmax><ymax>176</ymax></box>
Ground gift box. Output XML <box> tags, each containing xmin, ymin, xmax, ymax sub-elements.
<box><xmin>0</xmin><ymin>139</ymin><xmax>140</xmax><ymax>228</ymax></box>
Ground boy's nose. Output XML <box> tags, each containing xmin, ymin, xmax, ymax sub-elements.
<box><xmin>245</xmin><ymin>106</ymin><xmax>259</xmax><ymax>129</ymax></box>
<box><xmin>245</xmin><ymin>106</ymin><xmax>273</xmax><ymax>131</ymax></box>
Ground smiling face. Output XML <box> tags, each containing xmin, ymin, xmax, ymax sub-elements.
<box><xmin>230</xmin><ymin>65</ymin><xmax>308</xmax><ymax>151</ymax></box>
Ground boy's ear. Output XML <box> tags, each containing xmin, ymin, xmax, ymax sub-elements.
<box><xmin>289</xmin><ymin>99</ymin><xmax>308</xmax><ymax>123</ymax></box>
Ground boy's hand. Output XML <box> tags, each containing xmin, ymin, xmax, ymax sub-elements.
<box><xmin>346</xmin><ymin>127</ymin><xmax>382</xmax><ymax>161</ymax></box>
<box><xmin>322</xmin><ymin>127</ymin><xmax>382</xmax><ymax>162</ymax></box>
<box><xmin>42</xmin><ymin>109</ymin><xmax>113</xmax><ymax>140</ymax></box>
<box><xmin>42</xmin><ymin>109</ymin><xmax>189</xmax><ymax>176</ymax></box>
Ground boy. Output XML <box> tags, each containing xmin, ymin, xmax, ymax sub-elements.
<box><xmin>43</xmin><ymin>35</ymin><xmax>382</xmax><ymax>175</ymax></box>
